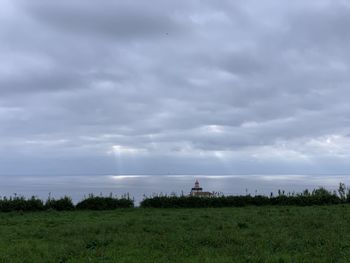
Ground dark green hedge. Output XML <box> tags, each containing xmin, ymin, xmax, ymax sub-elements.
<box><xmin>45</xmin><ymin>196</ymin><xmax>75</xmax><ymax>211</ymax></box>
<box><xmin>0</xmin><ymin>195</ymin><xmax>134</xmax><ymax>212</ymax></box>
<box><xmin>76</xmin><ymin>195</ymin><xmax>134</xmax><ymax>210</ymax></box>
<box><xmin>0</xmin><ymin>196</ymin><xmax>44</xmax><ymax>212</ymax></box>
<box><xmin>140</xmin><ymin>187</ymin><xmax>344</xmax><ymax>208</ymax></box>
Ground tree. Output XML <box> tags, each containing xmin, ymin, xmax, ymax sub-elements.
<box><xmin>338</xmin><ymin>182</ymin><xmax>346</xmax><ymax>200</ymax></box>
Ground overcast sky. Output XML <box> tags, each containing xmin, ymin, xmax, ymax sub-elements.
<box><xmin>1</xmin><ymin>0</ymin><xmax>350</xmax><ymax>176</ymax></box>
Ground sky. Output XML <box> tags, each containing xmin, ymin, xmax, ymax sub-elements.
<box><xmin>1</xmin><ymin>0</ymin><xmax>350</xmax><ymax>176</ymax></box>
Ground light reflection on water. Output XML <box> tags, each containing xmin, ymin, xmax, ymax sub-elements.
<box><xmin>0</xmin><ymin>174</ymin><xmax>349</xmax><ymax>205</ymax></box>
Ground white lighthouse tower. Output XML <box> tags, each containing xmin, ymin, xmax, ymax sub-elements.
<box><xmin>190</xmin><ymin>180</ymin><xmax>203</xmax><ymax>196</ymax></box>
<box><xmin>190</xmin><ymin>180</ymin><xmax>213</xmax><ymax>197</ymax></box>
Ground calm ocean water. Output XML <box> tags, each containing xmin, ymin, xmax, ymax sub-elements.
<box><xmin>0</xmin><ymin>174</ymin><xmax>349</xmax><ymax>205</ymax></box>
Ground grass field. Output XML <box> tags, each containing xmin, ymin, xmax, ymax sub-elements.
<box><xmin>0</xmin><ymin>206</ymin><xmax>349</xmax><ymax>262</ymax></box>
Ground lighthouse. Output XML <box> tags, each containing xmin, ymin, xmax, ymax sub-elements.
<box><xmin>190</xmin><ymin>180</ymin><xmax>212</xmax><ymax>197</ymax></box>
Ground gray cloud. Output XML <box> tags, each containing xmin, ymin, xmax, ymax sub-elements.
<box><xmin>1</xmin><ymin>0</ymin><xmax>350</xmax><ymax>175</ymax></box>
<box><xmin>19</xmin><ymin>1</ymin><xmax>188</xmax><ymax>40</ymax></box>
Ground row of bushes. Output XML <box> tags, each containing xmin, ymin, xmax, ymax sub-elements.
<box><xmin>0</xmin><ymin>195</ymin><xmax>134</xmax><ymax>212</ymax></box>
<box><xmin>1</xmin><ymin>184</ymin><xmax>350</xmax><ymax>211</ymax></box>
<box><xmin>140</xmin><ymin>185</ymin><xmax>349</xmax><ymax>208</ymax></box>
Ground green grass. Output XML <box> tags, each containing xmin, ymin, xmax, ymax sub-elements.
<box><xmin>0</xmin><ymin>206</ymin><xmax>349</xmax><ymax>262</ymax></box>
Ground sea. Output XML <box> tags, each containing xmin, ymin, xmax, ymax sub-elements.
<box><xmin>0</xmin><ymin>174</ymin><xmax>349</xmax><ymax>206</ymax></box>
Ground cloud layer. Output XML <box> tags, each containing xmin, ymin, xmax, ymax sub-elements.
<box><xmin>1</xmin><ymin>0</ymin><xmax>350</xmax><ymax>175</ymax></box>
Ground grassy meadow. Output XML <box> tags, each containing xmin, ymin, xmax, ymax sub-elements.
<box><xmin>0</xmin><ymin>206</ymin><xmax>349</xmax><ymax>262</ymax></box>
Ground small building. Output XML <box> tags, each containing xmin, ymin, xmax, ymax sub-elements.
<box><xmin>190</xmin><ymin>180</ymin><xmax>213</xmax><ymax>197</ymax></box>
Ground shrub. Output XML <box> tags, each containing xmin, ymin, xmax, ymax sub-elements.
<box><xmin>0</xmin><ymin>196</ymin><xmax>44</xmax><ymax>212</ymax></box>
<box><xmin>76</xmin><ymin>195</ymin><xmax>134</xmax><ymax>210</ymax></box>
<box><xmin>45</xmin><ymin>196</ymin><xmax>75</xmax><ymax>211</ymax></box>
<box><xmin>140</xmin><ymin>187</ymin><xmax>343</xmax><ymax>208</ymax></box>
